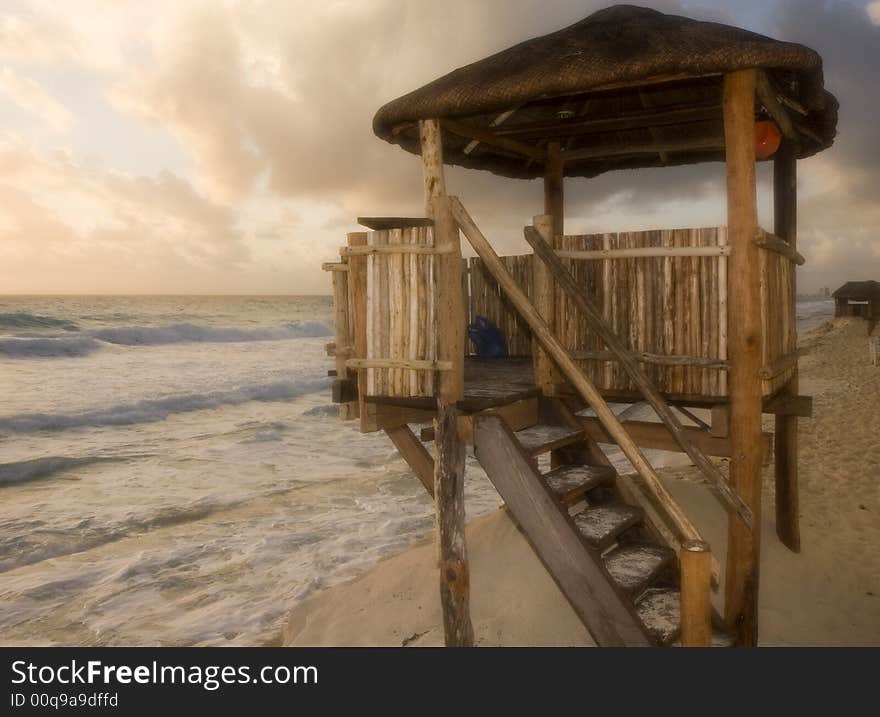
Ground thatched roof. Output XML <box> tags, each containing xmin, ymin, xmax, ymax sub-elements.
<box><xmin>833</xmin><ymin>281</ymin><xmax>880</xmax><ymax>300</ymax></box>
<box><xmin>373</xmin><ymin>5</ymin><xmax>838</xmax><ymax>179</ymax></box>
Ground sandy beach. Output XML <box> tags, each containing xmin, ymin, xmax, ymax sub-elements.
<box><xmin>282</xmin><ymin>317</ymin><xmax>880</xmax><ymax>646</ymax></box>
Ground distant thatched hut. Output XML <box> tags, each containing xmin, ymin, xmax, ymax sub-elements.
<box><xmin>832</xmin><ymin>281</ymin><xmax>880</xmax><ymax>319</ymax></box>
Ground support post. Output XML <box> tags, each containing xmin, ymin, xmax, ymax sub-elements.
<box><xmin>722</xmin><ymin>69</ymin><xmax>763</xmax><ymax>646</ymax></box>
<box><xmin>347</xmin><ymin>232</ymin><xmax>373</xmax><ymax>431</ymax></box>
<box><xmin>773</xmin><ymin>140</ymin><xmax>800</xmax><ymax>553</ymax></box>
<box><xmin>535</xmin><ymin>141</ymin><xmax>564</xmax><ymax>395</ymax></box>
<box><xmin>419</xmin><ymin>118</ymin><xmax>473</xmax><ymax>647</ymax></box>
<box><xmin>532</xmin><ymin>214</ymin><xmax>556</xmax><ymax>395</ymax></box>
<box><xmin>680</xmin><ymin>540</ymin><xmax>712</xmax><ymax>647</ymax></box>
<box><xmin>331</xmin><ymin>260</ymin><xmax>357</xmax><ymax>420</ymax></box>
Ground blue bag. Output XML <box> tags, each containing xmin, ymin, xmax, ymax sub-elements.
<box><xmin>467</xmin><ymin>316</ymin><xmax>508</xmax><ymax>358</ymax></box>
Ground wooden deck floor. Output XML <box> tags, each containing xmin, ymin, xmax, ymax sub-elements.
<box><xmin>364</xmin><ymin>356</ymin><xmax>742</xmax><ymax>413</ymax></box>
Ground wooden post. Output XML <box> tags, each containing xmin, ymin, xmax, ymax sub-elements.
<box><xmin>532</xmin><ymin>214</ymin><xmax>556</xmax><ymax>394</ymax></box>
<box><xmin>331</xmin><ymin>263</ymin><xmax>357</xmax><ymax>420</ymax></box>
<box><xmin>722</xmin><ymin>69</ymin><xmax>763</xmax><ymax>646</ymax></box>
<box><xmin>536</xmin><ymin>142</ymin><xmax>564</xmax><ymax>395</ymax></box>
<box><xmin>680</xmin><ymin>540</ymin><xmax>712</xmax><ymax>647</ymax></box>
<box><xmin>773</xmin><ymin>140</ymin><xmax>800</xmax><ymax>553</ymax></box>
<box><xmin>419</xmin><ymin>118</ymin><xmax>473</xmax><ymax>647</ymax></box>
<box><xmin>347</xmin><ymin>232</ymin><xmax>372</xmax><ymax>431</ymax></box>
<box><xmin>385</xmin><ymin>424</ymin><xmax>435</xmax><ymax>498</ymax></box>
<box><xmin>544</xmin><ymin>141</ymin><xmax>564</xmax><ymax>235</ymax></box>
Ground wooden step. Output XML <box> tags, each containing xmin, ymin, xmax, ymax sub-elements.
<box><xmin>635</xmin><ymin>588</ymin><xmax>681</xmax><ymax>645</ymax></box>
<box><xmin>637</xmin><ymin>588</ymin><xmax>735</xmax><ymax>647</ymax></box>
<box><xmin>573</xmin><ymin>504</ymin><xmax>643</xmax><ymax>550</ymax></box>
<box><xmin>603</xmin><ymin>544</ymin><xmax>674</xmax><ymax>598</ymax></box>
<box><xmin>543</xmin><ymin>464</ymin><xmax>615</xmax><ymax>505</ymax></box>
<box><xmin>514</xmin><ymin>423</ymin><xmax>584</xmax><ymax>456</ymax></box>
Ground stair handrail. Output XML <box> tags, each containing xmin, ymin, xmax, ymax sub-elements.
<box><xmin>522</xmin><ymin>223</ymin><xmax>753</xmax><ymax>528</ymax></box>
<box><xmin>446</xmin><ymin>196</ymin><xmax>712</xmax><ymax>543</ymax></box>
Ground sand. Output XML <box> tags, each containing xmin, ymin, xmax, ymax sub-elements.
<box><xmin>282</xmin><ymin>318</ymin><xmax>880</xmax><ymax>646</ymax></box>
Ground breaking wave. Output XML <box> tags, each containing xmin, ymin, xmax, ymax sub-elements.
<box><xmin>0</xmin><ymin>336</ymin><xmax>102</xmax><ymax>358</ymax></box>
<box><xmin>0</xmin><ymin>456</ymin><xmax>118</xmax><ymax>486</ymax></box>
<box><xmin>0</xmin><ymin>312</ymin><xmax>79</xmax><ymax>331</ymax></box>
<box><xmin>0</xmin><ymin>377</ymin><xmax>329</xmax><ymax>433</ymax></box>
<box><xmin>0</xmin><ymin>320</ymin><xmax>333</xmax><ymax>358</ymax></box>
<box><xmin>88</xmin><ymin>321</ymin><xmax>332</xmax><ymax>346</ymax></box>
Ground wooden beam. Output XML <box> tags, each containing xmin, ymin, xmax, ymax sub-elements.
<box><xmin>449</xmin><ymin>196</ymin><xmax>706</xmax><ymax>544</ymax></box>
<box><xmin>321</xmin><ymin>262</ymin><xmax>349</xmax><ymax>272</ymax></box>
<box><xmin>758</xmin><ymin>351</ymin><xmax>800</xmax><ymax>380</ymax></box>
<box><xmin>680</xmin><ymin>540</ymin><xmax>713</xmax><ymax>647</ymax></box>
<box><xmin>710</xmin><ymin>404</ymin><xmax>729</xmax><ymax>438</ymax></box>
<box><xmin>755</xmin><ymin>70</ymin><xmax>799</xmax><ymax>144</ymax></box>
<box><xmin>570</xmin><ymin>349</ymin><xmax>730</xmax><ymax>370</ymax></box>
<box><xmin>538</xmin><ymin>141</ymin><xmax>563</xmax><ymax>395</ymax></box>
<box><xmin>533</xmin><ymin>213</ymin><xmax>557</xmax><ymax>395</ymax></box>
<box><xmin>433</xmin><ymin>404</ymin><xmax>471</xmax><ymax>645</ymax></box>
<box><xmin>372</xmin><ymin>404</ymin><xmax>436</xmax><ymax>431</ymax></box>
<box><xmin>774</xmin><ymin>140</ymin><xmax>801</xmax><ymax>554</ymax></box>
<box><xmin>346</xmin><ymin>358</ymin><xmax>453</xmax><ymax>372</ymax></box>
<box><xmin>495</xmin><ymin>103</ymin><xmax>721</xmax><ymax>141</ymax></box>
<box><xmin>440</xmin><ymin>118</ymin><xmax>546</xmax><ymax>161</ymax></box>
<box><xmin>347</xmin><ymin>232</ymin><xmax>373</xmax><ymax>432</ymax></box>
<box><xmin>524</xmin><ymin>224</ymin><xmax>752</xmax><ymax>526</ymax></box>
<box><xmin>331</xmin><ymin>263</ymin><xmax>352</xmax><ymax>383</ymax></box>
<box><xmin>556</xmin><ymin>246</ymin><xmax>730</xmax><ymax>260</ymax></box>
<box><xmin>340</xmin><ymin>243</ymin><xmax>455</xmax><ymax>257</ymax></box>
<box><xmin>455</xmin><ymin>397</ymin><xmax>539</xmax><ymax>445</ymax></box>
<box><xmin>357</xmin><ymin>217</ymin><xmax>434</xmax><ymax>230</ymax></box>
<box><xmin>331</xmin><ymin>377</ymin><xmax>358</xmax><ymax>404</ymax></box>
<box><xmin>756</xmin><ymin>229</ymin><xmax>805</xmax><ymax>265</ymax></box>
<box><xmin>639</xmin><ymin>89</ymin><xmax>669</xmax><ymax>162</ymax></box>
<box><xmin>419</xmin><ymin>119</ymin><xmax>473</xmax><ymax>648</ymax></box>
<box><xmin>723</xmin><ymin>69</ymin><xmax>763</xmax><ymax>647</ymax></box>
<box><xmin>764</xmin><ymin>391</ymin><xmax>811</xmax><ymax>418</ymax></box>
<box><xmin>561</xmin><ymin>136</ymin><xmax>723</xmax><ymax>163</ymax></box>
<box><xmin>578</xmin><ymin>417</ymin><xmax>772</xmax><ymax>465</ymax></box>
<box><xmin>463</xmin><ymin>107</ymin><xmax>518</xmax><ymax>154</ymax></box>
<box><xmin>582</xmin><ymin>72</ymin><xmax>722</xmax><ymax>95</ymax></box>
<box><xmin>386</xmin><ymin>424</ymin><xmax>435</xmax><ymax>498</ymax></box>
<box><xmin>674</xmin><ymin>405</ymin><xmax>710</xmax><ymax>430</ymax></box>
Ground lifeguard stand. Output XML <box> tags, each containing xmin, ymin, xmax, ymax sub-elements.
<box><xmin>323</xmin><ymin>5</ymin><xmax>837</xmax><ymax>646</ymax></box>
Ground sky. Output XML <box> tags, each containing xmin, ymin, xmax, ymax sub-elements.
<box><xmin>0</xmin><ymin>0</ymin><xmax>878</xmax><ymax>295</ymax></box>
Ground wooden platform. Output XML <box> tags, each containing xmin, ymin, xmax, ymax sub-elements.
<box><xmin>366</xmin><ymin>357</ymin><xmax>538</xmax><ymax>412</ymax></box>
<box><xmin>363</xmin><ymin>356</ymin><xmax>812</xmax><ymax>416</ymax></box>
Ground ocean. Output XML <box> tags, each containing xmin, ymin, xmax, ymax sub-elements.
<box><xmin>0</xmin><ymin>295</ymin><xmax>834</xmax><ymax>646</ymax></box>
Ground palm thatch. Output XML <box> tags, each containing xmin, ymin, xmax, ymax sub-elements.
<box><xmin>373</xmin><ymin>5</ymin><xmax>838</xmax><ymax>179</ymax></box>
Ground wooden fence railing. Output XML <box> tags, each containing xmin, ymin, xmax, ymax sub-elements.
<box><xmin>334</xmin><ymin>223</ymin><xmax>796</xmax><ymax>402</ymax></box>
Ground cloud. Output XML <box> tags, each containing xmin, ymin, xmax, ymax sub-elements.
<box><xmin>0</xmin><ymin>132</ymin><xmax>251</xmax><ymax>292</ymax></box>
<box><xmin>767</xmin><ymin>0</ymin><xmax>880</xmax><ymax>290</ymax></box>
<box><xmin>868</xmin><ymin>1</ymin><xmax>880</xmax><ymax>25</ymax></box>
<box><xmin>0</xmin><ymin>66</ymin><xmax>72</xmax><ymax>131</ymax></box>
<box><xmin>0</xmin><ymin>0</ymin><xmax>878</xmax><ymax>293</ymax></box>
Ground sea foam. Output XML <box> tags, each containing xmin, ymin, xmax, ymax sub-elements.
<box><xmin>0</xmin><ymin>377</ymin><xmax>329</xmax><ymax>433</ymax></box>
<box><xmin>89</xmin><ymin>320</ymin><xmax>332</xmax><ymax>346</ymax></box>
<box><xmin>0</xmin><ymin>456</ymin><xmax>117</xmax><ymax>486</ymax></box>
<box><xmin>0</xmin><ymin>320</ymin><xmax>333</xmax><ymax>358</ymax></box>
<box><xmin>0</xmin><ymin>336</ymin><xmax>103</xmax><ymax>358</ymax></box>
<box><xmin>0</xmin><ymin>312</ymin><xmax>79</xmax><ymax>331</ymax></box>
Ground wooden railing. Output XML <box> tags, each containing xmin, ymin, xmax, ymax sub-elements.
<box><xmin>333</xmin><ymin>224</ymin><xmax>797</xmax><ymax>402</ymax></box>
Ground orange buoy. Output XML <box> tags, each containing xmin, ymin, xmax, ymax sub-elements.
<box><xmin>755</xmin><ymin>119</ymin><xmax>782</xmax><ymax>159</ymax></box>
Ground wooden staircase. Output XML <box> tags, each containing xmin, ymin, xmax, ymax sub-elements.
<box><xmin>473</xmin><ymin>395</ymin><xmax>732</xmax><ymax>647</ymax></box>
